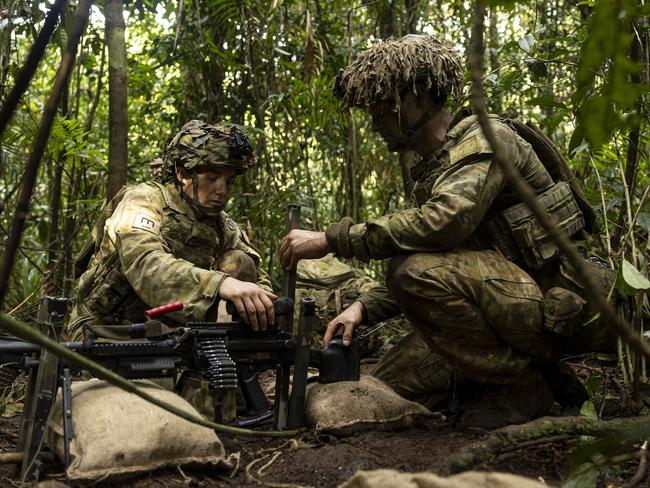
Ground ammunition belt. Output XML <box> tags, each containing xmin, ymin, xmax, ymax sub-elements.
<box><xmin>196</xmin><ymin>338</ymin><xmax>237</xmax><ymax>390</ymax></box>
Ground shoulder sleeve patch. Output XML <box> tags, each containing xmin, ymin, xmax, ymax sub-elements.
<box><xmin>448</xmin><ymin>132</ymin><xmax>494</xmax><ymax>166</ymax></box>
<box><xmin>132</xmin><ymin>212</ymin><xmax>161</xmax><ymax>234</ymax></box>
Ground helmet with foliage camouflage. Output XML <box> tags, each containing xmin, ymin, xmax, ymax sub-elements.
<box><xmin>161</xmin><ymin>120</ymin><xmax>255</xmax><ymax>183</ymax></box>
<box><xmin>333</xmin><ymin>35</ymin><xmax>464</xmax><ymax>111</ymax></box>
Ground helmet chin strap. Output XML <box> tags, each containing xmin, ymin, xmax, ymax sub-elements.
<box><xmin>388</xmin><ymin>109</ymin><xmax>435</xmax><ymax>152</ymax></box>
<box><xmin>177</xmin><ymin>173</ymin><xmax>222</xmax><ymax>217</ymax></box>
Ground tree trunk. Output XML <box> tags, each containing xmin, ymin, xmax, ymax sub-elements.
<box><xmin>488</xmin><ymin>5</ymin><xmax>501</xmax><ymax>113</ymax></box>
<box><xmin>0</xmin><ymin>0</ymin><xmax>13</xmax><ymax>102</ymax></box>
<box><xmin>611</xmin><ymin>16</ymin><xmax>646</xmax><ymax>252</ymax></box>
<box><xmin>404</xmin><ymin>0</ymin><xmax>420</xmax><ymax>34</ymax></box>
<box><xmin>105</xmin><ymin>0</ymin><xmax>128</xmax><ymax>201</ymax></box>
<box><xmin>83</xmin><ymin>43</ymin><xmax>105</xmax><ymax>135</ymax></box>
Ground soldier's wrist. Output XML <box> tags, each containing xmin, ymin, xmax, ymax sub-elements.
<box><xmin>352</xmin><ymin>300</ymin><xmax>368</xmax><ymax>324</ymax></box>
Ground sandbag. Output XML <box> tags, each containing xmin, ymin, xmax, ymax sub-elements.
<box><xmin>45</xmin><ymin>379</ymin><xmax>231</xmax><ymax>481</ymax></box>
<box><xmin>305</xmin><ymin>375</ymin><xmax>435</xmax><ymax>435</ymax></box>
<box><xmin>339</xmin><ymin>469</ymin><xmax>547</xmax><ymax>488</ymax></box>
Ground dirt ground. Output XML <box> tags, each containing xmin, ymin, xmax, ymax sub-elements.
<box><xmin>0</xmin><ymin>358</ymin><xmax>646</xmax><ymax>488</ymax></box>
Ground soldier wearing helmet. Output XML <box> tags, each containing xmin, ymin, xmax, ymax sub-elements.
<box><xmin>280</xmin><ymin>35</ymin><xmax>612</xmax><ymax>429</ymax></box>
<box><xmin>68</xmin><ymin>120</ymin><xmax>276</xmax><ymax>341</ymax></box>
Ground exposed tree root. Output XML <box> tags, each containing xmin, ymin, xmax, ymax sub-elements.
<box><xmin>442</xmin><ymin>416</ymin><xmax>650</xmax><ymax>474</ymax></box>
<box><xmin>624</xmin><ymin>440</ymin><xmax>648</xmax><ymax>488</ymax></box>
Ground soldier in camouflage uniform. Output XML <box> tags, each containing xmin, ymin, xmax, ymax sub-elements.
<box><xmin>68</xmin><ymin>120</ymin><xmax>276</xmax><ymax>341</ymax></box>
<box><xmin>279</xmin><ymin>35</ymin><xmax>612</xmax><ymax>429</ymax></box>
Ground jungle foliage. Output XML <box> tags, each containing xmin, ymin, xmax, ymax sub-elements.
<box><xmin>0</xmin><ymin>0</ymin><xmax>648</xmax><ymax>485</ymax></box>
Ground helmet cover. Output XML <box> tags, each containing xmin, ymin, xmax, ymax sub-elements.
<box><xmin>161</xmin><ymin>120</ymin><xmax>255</xmax><ymax>182</ymax></box>
<box><xmin>334</xmin><ymin>35</ymin><xmax>464</xmax><ymax>111</ymax></box>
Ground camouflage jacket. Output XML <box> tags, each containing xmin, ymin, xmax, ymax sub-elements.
<box><xmin>325</xmin><ymin>115</ymin><xmax>555</xmax><ymax>324</ymax></box>
<box><xmin>69</xmin><ymin>181</ymin><xmax>271</xmax><ymax>333</ymax></box>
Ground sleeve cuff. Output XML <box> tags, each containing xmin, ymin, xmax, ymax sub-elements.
<box><xmin>194</xmin><ymin>271</ymin><xmax>229</xmax><ymax>321</ymax></box>
<box><xmin>325</xmin><ymin>217</ymin><xmax>355</xmax><ymax>258</ymax></box>
<box><xmin>356</xmin><ymin>294</ymin><xmax>383</xmax><ymax>325</ymax></box>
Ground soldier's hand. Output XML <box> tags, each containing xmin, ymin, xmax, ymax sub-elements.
<box><xmin>323</xmin><ymin>301</ymin><xmax>365</xmax><ymax>347</ymax></box>
<box><xmin>218</xmin><ymin>277</ymin><xmax>278</xmax><ymax>331</ymax></box>
<box><xmin>279</xmin><ymin>229</ymin><xmax>329</xmax><ymax>270</ymax></box>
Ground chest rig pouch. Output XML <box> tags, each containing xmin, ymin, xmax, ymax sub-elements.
<box><xmin>482</xmin><ymin>181</ymin><xmax>585</xmax><ymax>269</ymax></box>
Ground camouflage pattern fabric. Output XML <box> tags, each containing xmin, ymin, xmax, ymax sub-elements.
<box><xmin>372</xmin><ymin>331</ymin><xmax>453</xmax><ymax>410</ymax></box>
<box><xmin>295</xmin><ymin>254</ymin><xmax>384</xmax><ymax>354</ymax></box>
<box><xmin>327</xmin><ymin>116</ymin><xmax>555</xmax><ymax>264</ymax></box>
<box><xmin>67</xmin><ymin>181</ymin><xmax>271</xmax><ymax>340</ymax></box>
<box><xmin>324</xmin><ymin>116</ymin><xmax>612</xmax><ymax>400</ymax></box>
<box><xmin>161</xmin><ymin>120</ymin><xmax>255</xmax><ymax>183</ymax></box>
<box><xmin>530</xmin><ymin>255</ymin><xmax>614</xmax><ymax>354</ymax></box>
<box><xmin>386</xmin><ymin>250</ymin><xmax>544</xmax><ymax>385</ymax></box>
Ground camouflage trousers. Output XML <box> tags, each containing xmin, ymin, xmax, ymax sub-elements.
<box><xmin>372</xmin><ymin>250</ymin><xmax>614</xmax><ymax>408</ymax></box>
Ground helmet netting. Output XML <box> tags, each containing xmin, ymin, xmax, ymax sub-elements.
<box><xmin>338</xmin><ymin>35</ymin><xmax>464</xmax><ymax>111</ymax></box>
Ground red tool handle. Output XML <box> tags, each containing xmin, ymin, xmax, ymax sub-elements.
<box><xmin>145</xmin><ymin>301</ymin><xmax>184</xmax><ymax>319</ymax></box>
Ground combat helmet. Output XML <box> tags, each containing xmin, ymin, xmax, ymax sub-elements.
<box><xmin>161</xmin><ymin>120</ymin><xmax>255</xmax><ymax>215</ymax></box>
<box><xmin>334</xmin><ymin>35</ymin><xmax>464</xmax><ymax>150</ymax></box>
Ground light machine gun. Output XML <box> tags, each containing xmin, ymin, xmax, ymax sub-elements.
<box><xmin>0</xmin><ymin>295</ymin><xmax>361</xmax><ymax>482</ymax></box>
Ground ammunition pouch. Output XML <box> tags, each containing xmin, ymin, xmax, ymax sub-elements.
<box><xmin>543</xmin><ymin>287</ymin><xmax>586</xmax><ymax>337</ymax></box>
<box><xmin>475</xmin><ymin>182</ymin><xmax>585</xmax><ymax>269</ymax></box>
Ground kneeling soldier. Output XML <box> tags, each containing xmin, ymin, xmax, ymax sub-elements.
<box><xmin>279</xmin><ymin>35</ymin><xmax>614</xmax><ymax>429</ymax></box>
<box><xmin>69</xmin><ymin>120</ymin><xmax>275</xmax><ymax>339</ymax></box>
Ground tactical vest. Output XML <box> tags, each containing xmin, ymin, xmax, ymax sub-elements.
<box><xmin>410</xmin><ymin>115</ymin><xmax>588</xmax><ymax>270</ymax></box>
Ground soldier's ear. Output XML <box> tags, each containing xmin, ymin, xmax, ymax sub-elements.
<box><xmin>175</xmin><ymin>167</ymin><xmax>190</xmax><ymax>185</ymax></box>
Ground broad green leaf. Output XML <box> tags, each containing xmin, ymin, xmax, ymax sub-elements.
<box><xmin>615</xmin><ymin>259</ymin><xmax>650</xmax><ymax>297</ymax></box>
<box><xmin>570</xmin><ymin>142</ymin><xmax>590</xmax><ymax>157</ymax></box>
<box><xmin>579</xmin><ymin>400</ymin><xmax>598</xmax><ymax>420</ymax></box>
<box><xmin>583</xmin><ymin>376</ymin><xmax>603</xmax><ymax>402</ymax></box>
<box><xmin>568</xmin><ymin>125</ymin><xmax>586</xmax><ymax>154</ymax></box>
<box><xmin>636</xmin><ymin>213</ymin><xmax>650</xmax><ymax>233</ymax></box>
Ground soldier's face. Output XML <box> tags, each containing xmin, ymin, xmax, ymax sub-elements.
<box><xmin>177</xmin><ymin>167</ymin><xmax>237</xmax><ymax>210</ymax></box>
<box><xmin>368</xmin><ymin>91</ymin><xmax>422</xmax><ymax>152</ymax></box>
